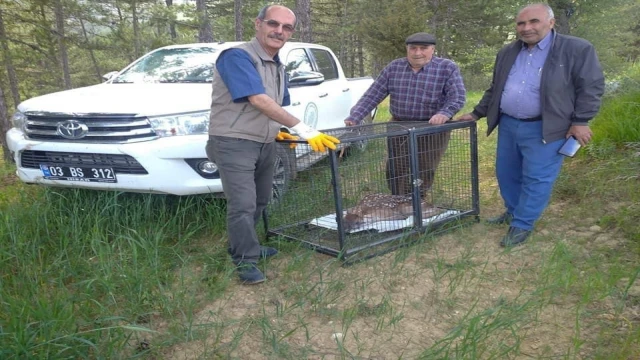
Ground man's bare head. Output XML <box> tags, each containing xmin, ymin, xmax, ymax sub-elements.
<box><xmin>516</xmin><ymin>3</ymin><xmax>555</xmax><ymax>47</ymax></box>
<box><xmin>255</xmin><ymin>5</ymin><xmax>297</xmax><ymax>57</ymax></box>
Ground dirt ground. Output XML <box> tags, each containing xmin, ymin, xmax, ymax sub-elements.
<box><xmin>159</xmin><ymin>199</ymin><xmax>638</xmax><ymax>359</ymax></box>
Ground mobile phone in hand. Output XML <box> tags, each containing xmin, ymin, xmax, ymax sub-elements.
<box><xmin>558</xmin><ymin>136</ymin><xmax>581</xmax><ymax>157</ymax></box>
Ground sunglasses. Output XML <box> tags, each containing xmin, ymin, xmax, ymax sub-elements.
<box><xmin>262</xmin><ymin>19</ymin><xmax>295</xmax><ymax>33</ymax></box>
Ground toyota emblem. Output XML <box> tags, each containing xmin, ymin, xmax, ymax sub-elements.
<box><xmin>57</xmin><ymin>120</ymin><xmax>89</xmax><ymax>139</ymax></box>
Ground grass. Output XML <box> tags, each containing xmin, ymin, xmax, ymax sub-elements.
<box><xmin>0</xmin><ymin>88</ymin><xmax>639</xmax><ymax>358</ymax></box>
<box><xmin>0</xmin><ymin>187</ymin><xmax>231</xmax><ymax>358</ymax></box>
<box><xmin>589</xmin><ymin>90</ymin><xmax>640</xmax><ymax>156</ymax></box>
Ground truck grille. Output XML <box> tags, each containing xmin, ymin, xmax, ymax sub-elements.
<box><xmin>24</xmin><ymin>113</ymin><xmax>158</xmax><ymax>143</ymax></box>
<box><xmin>21</xmin><ymin>151</ymin><xmax>148</xmax><ymax>175</ymax></box>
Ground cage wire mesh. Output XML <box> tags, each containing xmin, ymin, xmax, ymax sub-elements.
<box><xmin>267</xmin><ymin>120</ymin><xmax>480</xmax><ymax>262</ymax></box>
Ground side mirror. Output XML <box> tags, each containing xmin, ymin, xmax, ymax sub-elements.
<box><xmin>102</xmin><ymin>71</ymin><xmax>119</xmax><ymax>82</ymax></box>
<box><xmin>289</xmin><ymin>71</ymin><xmax>324</xmax><ymax>87</ymax></box>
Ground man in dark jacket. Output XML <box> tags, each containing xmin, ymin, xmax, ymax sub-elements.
<box><xmin>458</xmin><ymin>3</ymin><xmax>604</xmax><ymax>246</ymax></box>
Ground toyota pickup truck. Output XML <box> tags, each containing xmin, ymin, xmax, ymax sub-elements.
<box><xmin>6</xmin><ymin>42</ymin><xmax>375</xmax><ymax>196</ymax></box>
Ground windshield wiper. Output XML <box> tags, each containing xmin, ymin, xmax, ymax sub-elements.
<box><xmin>181</xmin><ymin>79</ymin><xmax>210</xmax><ymax>83</ymax></box>
<box><xmin>111</xmin><ymin>79</ymin><xmax>209</xmax><ymax>84</ymax></box>
<box><xmin>158</xmin><ymin>79</ymin><xmax>210</xmax><ymax>83</ymax></box>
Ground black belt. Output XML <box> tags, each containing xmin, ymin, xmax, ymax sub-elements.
<box><xmin>520</xmin><ymin>116</ymin><xmax>542</xmax><ymax>122</ymax></box>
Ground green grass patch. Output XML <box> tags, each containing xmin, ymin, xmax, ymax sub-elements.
<box><xmin>589</xmin><ymin>90</ymin><xmax>640</xmax><ymax>155</ymax></box>
<box><xmin>0</xmin><ymin>88</ymin><xmax>639</xmax><ymax>359</ymax></box>
<box><xmin>0</xmin><ymin>188</ymin><xmax>230</xmax><ymax>358</ymax></box>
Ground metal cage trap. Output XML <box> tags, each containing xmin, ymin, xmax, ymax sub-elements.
<box><xmin>266</xmin><ymin>120</ymin><xmax>480</xmax><ymax>262</ymax></box>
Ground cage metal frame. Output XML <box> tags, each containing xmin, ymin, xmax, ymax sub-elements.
<box><xmin>266</xmin><ymin>120</ymin><xmax>480</xmax><ymax>263</ymax></box>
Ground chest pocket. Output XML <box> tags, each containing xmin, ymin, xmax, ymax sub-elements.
<box><xmin>527</xmin><ymin>69</ymin><xmax>542</xmax><ymax>93</ymax></box>
<box><xmin>259</xmin><ymin>60</ymin><xmax>284</xmax><ymax>105</ymax></box>
<box><xmin>414</xmin><ymin>76</ymin><xmax>440</xmax><ymax>105</ymax></box>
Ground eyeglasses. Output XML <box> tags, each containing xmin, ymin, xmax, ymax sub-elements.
<box><xmin>262</xmin><ymin>19</ymin><xmax>295</xmax><ymax>33</ymax></box>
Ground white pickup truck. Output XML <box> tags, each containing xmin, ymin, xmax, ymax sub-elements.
<box><xmin>6</xmin><ymin>42</ymin><xmax>375</xmax><ymax>196</ymax></box>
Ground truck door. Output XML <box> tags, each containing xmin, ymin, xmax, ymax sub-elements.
<box><xmin>308</xmin><ymin>48</ymin><xmax>351</xmax><ymax>130</ymax></box>
<box><xmin>283</xmin><ymin>48</ymin><xmax>322</xmax><ymax>129</ymax></box>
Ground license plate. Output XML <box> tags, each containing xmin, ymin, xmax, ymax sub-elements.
<box><xmin>40</xmin><ymin>164</ymin><xmax>117</xmax><ymax>183</ymax></box>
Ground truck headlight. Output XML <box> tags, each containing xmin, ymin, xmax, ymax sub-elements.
<box><xmin>11</xmin><ymin>111</ymin><xmax>27</xmax><ymax>129</ymax></box>
<box><xmin>148</xmin><ymin>111</ymin><xmax>210</xmax><ymax>137</ymax></box>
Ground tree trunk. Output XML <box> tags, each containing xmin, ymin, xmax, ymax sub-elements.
<box><xmin>357</xmin><ymin>37</ymin><xmax>364</xmax><ymax>77</ymax></box>
<box><xmin>0</xmin><ymin>85</ymin><xmax>12</xmax><ymax>163</ymax></box>
<box><xmin>114</xmin><ymin>2</ymin><xmax>134</xmax><ymax>63</ymax></box>
<box><xmin>40</xmin><ymin>3</ymin><xmax>63</xmax><ymax>88</ymax></box>
<box><xmin>342</xmin><ymin>33</ymin><xmax>350</xmax><ymax>77</ymax></box>
<box><xmin>549</xmin><ymin>0</ymin><xmax>573</xmax><ymax>34</ymax></box>
<box><xmin>54</xmin><ymin>0</ymin><xmax>72</xmax><ymax>89</ymax></box>
<box><xmin>80</xmin><ymin>18</ymin><xmax>103</xmax><ymax>82</ymax></box>
<box><xmin>131</xmin><ymin>0</ymin><xmax>141</xmax><ymax>58</ymax></box>
<box><xmin>295</xmin><ymin>0</ymin><xmax>312</xmax><ymax>42</ymax></box>
<box><xmin>165</xmin><ymin>0</ymin><xmax>177</xmax><ymax>40</ymax></box>
<box><xmin>338</xmin><ymin>0</ymin><xmax>347</xmax><ymax>64</ymax></box>
<box><xmin>437</xmin><ymin>5</ymin><xmax>452</xmax><ymax>59</ymax></box>
<box><xmin>0</xmin><ymin>9</ymin><xmax>20</xmax><ymax>107</ymax></box>
<box><xmin>234</xmin><ymin>0</ymin><xmax>243</xmax><ymax>41</ymax></box>
<box><xmin>196</xmin><ymin>0</ymin><xmax>213</xmax><ymax>43</ymax></box>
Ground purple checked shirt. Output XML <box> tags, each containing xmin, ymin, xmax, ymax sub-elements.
<box><xmin>347</xmin><ymin>57</ymin><xmax>466</xmax><ymax>123</ymax></box>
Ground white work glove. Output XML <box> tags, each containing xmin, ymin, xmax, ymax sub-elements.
<box><xmin>290</xmin><ymin>122</ymin><xmax>340</xmax><ymax>152</ymax></box>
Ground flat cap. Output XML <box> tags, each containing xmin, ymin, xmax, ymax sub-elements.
<box><xmin>405</xmin><ymin>32</ymin><xmax>436</xmax><ymax>45</ymax></box>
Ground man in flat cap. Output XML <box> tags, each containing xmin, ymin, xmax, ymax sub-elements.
<box><xmin>345</xmin><ymin>32</ymin><xmax>466</xmax><ymax>197</ymax></box>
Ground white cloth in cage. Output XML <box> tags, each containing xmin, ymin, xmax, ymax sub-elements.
<box><xmin>308</xmin><ymin>209</ymin><xmax>461</xmax><ymax>233</ymax></box>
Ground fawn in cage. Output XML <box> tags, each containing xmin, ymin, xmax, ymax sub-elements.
<box><xmin>342</xmin><ymin>193</ymin><xmax>442</xmax><ymax>232</ymax></box>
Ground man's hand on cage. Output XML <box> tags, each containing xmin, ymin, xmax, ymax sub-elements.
<box><xmin>428</xmin><ymin>113</ymin><xmax>449</xmax><ymax>125</ymax></box>
<box><xmin>291</xmin><ymin>122</ymin><xmax>341</xmax><ymax>152</ymax></box>
<box><xmin>276</xmin><ymin>131</ymin><xmax>299</xmax><ymax>149</ymax></box>
<box><xmin>344</xmin><ymin>118</ymin><xmax>357</xmax><ymax>126</ymax></box>
<box><xmin>456</xmin><ymin>113</ymin><xmax>478</xmax><ymax>121</ymax></box>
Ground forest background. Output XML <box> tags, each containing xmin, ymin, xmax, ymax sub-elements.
<box><xmin>0</xmin><ymin>0</ymin><xmax>638</xmax><ymax>144</ymax></box>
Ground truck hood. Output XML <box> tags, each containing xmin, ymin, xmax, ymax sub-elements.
<box><xmin>18</xmin><ymin>83</ymin><xmax>212</xmax><ymax>116</ymax></box>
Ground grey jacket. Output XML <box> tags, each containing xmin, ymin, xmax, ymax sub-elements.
<box><xmin>208</xmin><ymin>38</ymin><xmax>286</xmax><ymax>143</ymax></box>
<box><xmin>472</xmin><ymin>31</ymin><xmax>605</xmax><ymax>142</ymax></box>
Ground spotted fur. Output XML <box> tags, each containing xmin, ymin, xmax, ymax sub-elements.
<box><xmin>342</xmin><ymin>194</ymin><xmax>439</xmax><ymax>232</ymax></box>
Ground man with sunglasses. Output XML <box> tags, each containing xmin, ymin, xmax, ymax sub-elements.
<box><xmin>345</xmin><ymin>32</ymin><xmax>466</xmax><ymax>197</ymax></box>
<box><xmin>206</xmin><ymin>5</ymin><xmax>340</xmax><ymax>284</ymax></box>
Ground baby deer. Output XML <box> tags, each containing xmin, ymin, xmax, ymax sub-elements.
<box><xmin>342</xmin><ymin>193</ymin><xmax>438</xmax><ymax>232</ymax></box>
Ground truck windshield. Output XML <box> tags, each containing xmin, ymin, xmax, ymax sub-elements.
<box><xmin>112</xmin><ymin>47</ymin><xmax>218</xmax><ymax>83</ymax></box>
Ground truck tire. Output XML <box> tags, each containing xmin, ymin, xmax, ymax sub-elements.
<box><xmin>272</xmin><ymin>143</ymin><xmax>296</xmax><ymax>203</ymax></box>
<box><xmin>354</xmin><ymin>113</ymin><xmax>373</xmax><ymax>150</ymax></box>
<box><xmin>342</xmin><ymin>113</ymin><xmax>374</xmax><ymax>156</ymax></box>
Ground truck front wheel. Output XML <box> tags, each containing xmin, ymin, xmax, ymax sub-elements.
<box><xmin>271</xmin><ymin>144</ymin><xmax>296</xmax><ymax>203</ymax></box>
